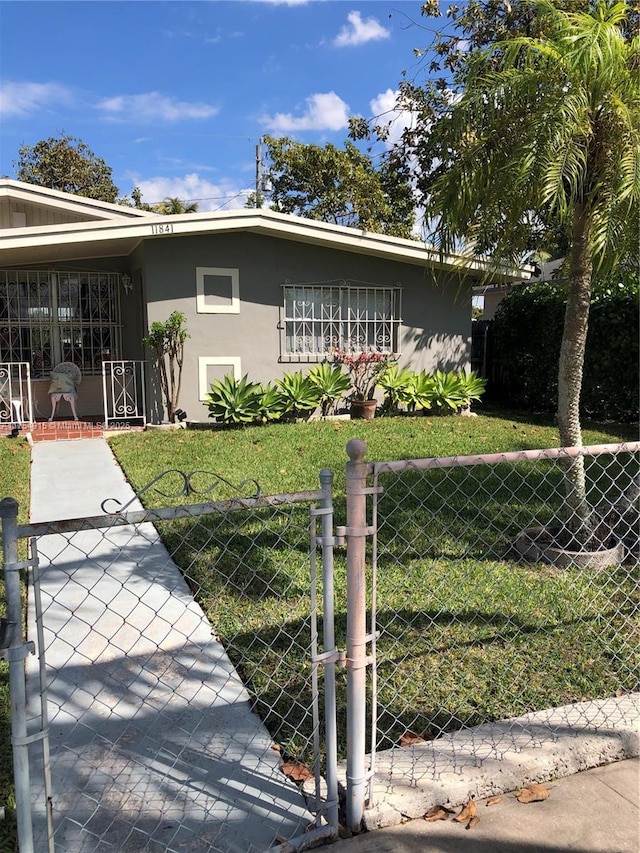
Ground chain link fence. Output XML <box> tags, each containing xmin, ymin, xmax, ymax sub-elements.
<box><xmin>2</xmin><ymin>472</ymin><xmax>340</xmax><ymax>853</ymax></box>
<box><xmin>352</xmin><ymin>442</ymin><xmax>639</xmax><ymax>819</ymax></box>
<box><xmin>3</xmin><ymin>441</ymin><xmax>639</xmax><ymax>847</ymax></box>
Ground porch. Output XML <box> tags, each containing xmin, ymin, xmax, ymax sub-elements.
<box><xmin>1</xmin><ymin>361</ymin><xmax>147</xmax><ymax>440</ymax></box>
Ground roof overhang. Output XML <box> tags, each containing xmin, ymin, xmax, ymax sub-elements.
<box><xmin>0</xmin><ymin>204</ymin><xmax>532</xmax><ymax>282</ymax></box>
<box><xmin>0</xmin><ymin>179</ymin><xmax>159</xmax><ymax>222</ymax></box>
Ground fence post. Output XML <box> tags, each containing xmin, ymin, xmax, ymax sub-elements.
<box><xmin>318</xmin><ymin>467</ymin><xmax>339</xmax><ymax>833</ymax></box>
<box><xmin>0</xmin><ymin>497</ymin><xmax>34</xmax><ymax>852</ymax></box>
<box><xmin>344</xmin><ymin>439</ymin><xmax>369</xmax><ymax>832</ymax></box>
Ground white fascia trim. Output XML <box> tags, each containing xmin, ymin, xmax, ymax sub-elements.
<box><xmin>196</xmin><ymin>267</ymin><xmax>240</xmax><ymax>314</ymax></box>
<box><xmin>198</xmin><ymin>356</ymin><xmax>242</xmax><ymax>401</ymax></box>
<box><xmin>0</xmin><ymin>204</ymin><xmax>533</xmax><ymax>282</ymax></box>
<box><xmin>0</xmin><ymin>179</ymin><xmax>159</xmax><ymax>220</ymax></box>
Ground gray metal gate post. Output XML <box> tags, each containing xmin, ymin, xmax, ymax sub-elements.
<box><xmin>344</xmin><ymin>439</ymin><xmax>369</xmax><ymax>832</ymax></box>
<box><xmin>318</xmin><ymin>467</ymin><xmax>339</xmax><ymax>832</ymax></box>
<box><xmin>0</xmin><ymin>497</ymin><xmax>34</xmax><ymax>852</ymax></box>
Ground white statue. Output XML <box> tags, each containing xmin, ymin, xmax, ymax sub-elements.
<box><xmin>48</xmin><ymin>362</ymin><xmax>82</xmax><ymax>421</ymax></box>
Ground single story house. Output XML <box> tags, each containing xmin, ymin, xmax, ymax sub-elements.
<box><xmin>0</xmin><ymin>179</ymin><xmax>528</xmax><ymax>424</ymax></box>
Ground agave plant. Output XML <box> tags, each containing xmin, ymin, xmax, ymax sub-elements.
<box><xmin>431</xmin><ymin>369</ymin><xmax>467</xmax><ymax>414</ymax></box>
<box><xmin>206</xmin><ymin>373</ymin><xmax>263</xmax><ymax>425</ymax></box>
<box><xmin>377</xmin><ymin>364</ymin><xmax>415</xmax><ymax>413</ymax></box>
<box><xmin>456</xmin><ymin>370</ymin><xmax>486</xmax><ymax>409</ymax></box>
<box><xmin>275</xmin><ymin>371</ymin><xmax>322</xmax><ymax>419</ymax></box>
<box><xmin>307</xmin><ymin>362</ymin><xmax>351</xmax><ymax>416</ymax></box>
<box><xmin>258</xmin><ymin>383</ymin><xmax>286</xmax><ymax>423</ymax></box>
<box><xmin>406</xmin><ymin>371</ymin><xmax>436</xmax><ymax>413</ymax></box>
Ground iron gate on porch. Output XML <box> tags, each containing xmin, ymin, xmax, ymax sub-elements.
<box><xmin>0</xmin><ymin>470</ymin><xmax>340</xmax><ymax>853</ymax></box>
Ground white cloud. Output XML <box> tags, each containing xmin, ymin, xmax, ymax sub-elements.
<box><xmin>369</xmin><ymin>89</ymin><xmax>417</xmax><ymax>147</ymax></box>
<box><xmin>0</xmin><ymin>81</ymin><xmax>73</xmax><ymax>117</ymax></box>
<box><xmin>333</xmin><ymin>11</ymin><xmax>389</xmax><ymax>48</ymax></box>
<box><xmin>97</xmin><ymin>92</ymin><xmax>218</xmax><ymax>123</ymax></box>
<box><xmin>262</xmin><ymin>91</ymin><xmax>349</xmax><ymax>133</ymax></box>
<box><xmin>132</xmin><ymin>173</ymin><xmax>251</xmax><ymax>212</ymax></box>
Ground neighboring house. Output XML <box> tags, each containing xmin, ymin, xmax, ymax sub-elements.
<box><xmin>475</xmin><ymin>259</ymin><xmax>564</xmax><ymax>320</ymax></box>
<box><xmin>0</xmin><ymin>179</ymin><xmax>528</xmax><ymax>423</ymax></box>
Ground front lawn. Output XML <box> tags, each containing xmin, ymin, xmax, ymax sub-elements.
<box><xmin>109</xmin><ymin>412</ymin><xmax>638</xmax><ymax>760</ymax></box>
<box><xmin>0</xmin><ymin>437</ymin><xmax>31</xmax><ymax>853</ymax></box>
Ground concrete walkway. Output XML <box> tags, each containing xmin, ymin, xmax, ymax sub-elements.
<box><xmin>27</xmin><ymin>438</ymin><xmax>312</xmax><ymax>852</ymax></box>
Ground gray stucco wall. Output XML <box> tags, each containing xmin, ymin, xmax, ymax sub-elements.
<box><xmin>142</xmin><ymin>231</ymin><xmax>472</xmax><ymax>423</ymax></box>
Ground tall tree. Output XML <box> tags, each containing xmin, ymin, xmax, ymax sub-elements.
<box><xmin>257</xmin><ymin>136</ymin><xmax>416</xmax><ymax>239</ymax></box>
<box><xmin>406</xmin><ymin>0</ymin><xmax>639</xmax><ymax>540</ymax></box>
<box><xmin>14</xmin><ymin>134</ymin><xmax>120</xmax><ymax>202</ymax></box>
<box><xmin>154</xmin><ymin>196</ymin><xmax>199</xmax><ymax>215</ymax></box>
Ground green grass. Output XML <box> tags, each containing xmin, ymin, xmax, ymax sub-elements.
<box><xmin>0</xmin><ymin>409</ymin><xmax>636</xmax><ymax>833</ymax></box>
<box><xmin>108</xmin><ymin>411</ymin><xmax>639</xmax><ymax>762</ymax></box>
<box><xmin>0</xmin><ymin>437</ymin><xmax>31</xmax><ymax>853</ymax></box>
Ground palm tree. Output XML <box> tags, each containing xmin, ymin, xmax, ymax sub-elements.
<box><xmin>154</xmin><ymin>196</ymin><xmax>199</xmax><ymax>215</ymax></box>
<box><xmin>421</xmin><ymin>0</ymin><xmax>639</xmax><ymax>542</ymax></box>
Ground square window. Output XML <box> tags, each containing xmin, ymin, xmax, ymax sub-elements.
<box><xmin>196</xmin><ymin>268</ymin><xmax>240</xmax><ymax>314</ymax></box>
<box><xmin>198</xmin><ymin>356</ymin><xmax>242</xmax><ymax>400</ymax></box>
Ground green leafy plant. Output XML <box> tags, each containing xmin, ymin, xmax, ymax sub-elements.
<box><xmin>378</xmin><ymin>364</ymin><xmax>415</xmax><ymax>413</ymax></box>
<box><xmin>258</xmin><ymin>383</ymin><xmax>286</xmax><ymax>423</ymax></box>
<box><xmin>406</xmin><ymin>371</ymin><xmax>436</xmax><ymax>414</ymax></box>
<box><xmin>143</xmin><ymin>311</ymin><xmax>189</xmax><ymax>423</ymax></box>
<box><xmin>431</xmin><ymin>370</ymin><xmax>467</xmax><ymax>415</ymax></box>
<box><xmin>456</xmin><ymin>370</ymin><xmax>487</xmax><ymax>409</ymax></box>
<box><xmin>206</xmin><ymin>374</ymin><xmax>263</xmax><ymax>425</ymax></box>
<box><xmin>275</xmin><ymin>372</ymin><xmax>322</xmax><ymax>420</ymax></box>
<box><xmin>307</xmin><ymin>363</ymin><xmax>351</xmax><ymax>416</ymax></box>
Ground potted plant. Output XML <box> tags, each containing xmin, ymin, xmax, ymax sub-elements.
<box><xmin>333</xmin><ymin>349</ymin><xmax>397</xmax><ymax>419</ymax></box>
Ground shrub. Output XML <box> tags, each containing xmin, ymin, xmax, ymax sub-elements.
<box><xmin>492</xmin><ymin>282</ymin><xmax>639</xmax><ymax>420</ymax></box>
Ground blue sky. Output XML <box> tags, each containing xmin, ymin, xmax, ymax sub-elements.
<box><xmin>0</xmin><ymin>0</ymin><xmax>436</xmax><ymax>211</ymax></box>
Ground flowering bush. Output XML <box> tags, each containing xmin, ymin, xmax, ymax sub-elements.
<box><xmin>333</xmin><ymin>349</ymin><xmax>397</xmax><ymax>401</ymax></box>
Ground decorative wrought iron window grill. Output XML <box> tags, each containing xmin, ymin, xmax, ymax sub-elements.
<box><xmin>0</xmin><ymin>270</ymin><xmax>122</xmax><ymax>376</ymax></box>
<box><xmin>281</xmin><ymin>280</ymin><xmax>401</xmax><ymax>359</ymax></box>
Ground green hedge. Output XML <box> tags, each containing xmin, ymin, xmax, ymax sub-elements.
<box><xmin>492</xmin><ymin>282</ymin><xmax>639</xmax><ymax>421</ymax></box>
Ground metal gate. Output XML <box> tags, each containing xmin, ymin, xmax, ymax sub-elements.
<box><xmin>1</xmin><ymin>468</ymin><xmax>340</xmax><ymax>852</ymax></box>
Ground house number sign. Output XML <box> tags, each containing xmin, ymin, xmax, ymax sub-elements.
<box><xmin>151</xmin><ymin>223</ymin><xmax>174</xmax><ymax>235</ymax></box>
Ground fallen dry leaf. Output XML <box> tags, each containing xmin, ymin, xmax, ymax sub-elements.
<box><xmin>486</xmin><ymin>796</ymin><xmax>502</xmax><ymax>807</ymax></box>
<box><xmin>453</xmin><ymin>799</ymin><xmax>476</xmax><ymax>822</ymax></box>
<box><xmin>281</xmin><ymin>760</ymin><xmax>313</xmax><ymax>782</ymax></box>
<box><xmin>466</xmin><ymin>815</ymin><xmax>481</xmax><ymax>830</ymax></box>
<box><xmin>424</xmin><ymin>805</ymin><xmax>453</xmax><ymax>822</ymax></box>
<box><xmin>400</xmin><ymin>730</ymin><xmax>426</xmax><ymax>746</ymax></box>
<box><xmin>516</xmin><ymin>783</ymin><xmax>549</xmax><ymax>803</ymax></box>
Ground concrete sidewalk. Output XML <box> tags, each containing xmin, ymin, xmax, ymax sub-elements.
<box><xmin>27</xmin><ymin>438</ymin><xmax>313</xmax><ymax>852</ymax></box>
<box><xmin>329</xmin><ymin>757</ymin><xmax>640</xmax><ymax>852</ymax></box>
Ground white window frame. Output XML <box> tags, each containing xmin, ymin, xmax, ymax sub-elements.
<box><xmin>198</xmin><ymin>356</ymin><xmax>242</xmax><ymax>401</ymax></box>
<box><xmin>196</xmin><ymin>267</ymin><xmax>240</xmax><ymax>314</ymax></box>
<box><xmin>280</xmin><ymin>279</ymin><xmax>402</xmax><ymax>361</ymax></box>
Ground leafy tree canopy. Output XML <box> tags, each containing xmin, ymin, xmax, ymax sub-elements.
<box><xmin>153</xmin><ymin>196</ymin><xmax>199</xmax><ymax>215</ymax></box>
<box><xmin>14</xmin><ymin>134</ymin><xmax>120</xmax><ymax>203</ymax></box>
<box><xmin>363</xmin><ymin>0</ymin><xmax>639</xmax><ymax>539</ymax></box>
<box><xmin>254</xmin><ymin>136</ymin><xmax>416</xmax><ymax>239</ymax></box>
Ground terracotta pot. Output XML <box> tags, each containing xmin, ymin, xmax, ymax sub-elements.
<box><xmin>350</xmin><ymin>399</ymin><xmax>377</xmax><ymax>420</ymax></box>
<box><xmin>514</xmin><ymin>525</ymin><xmax>623</xmax><ymax>570</ymax></box>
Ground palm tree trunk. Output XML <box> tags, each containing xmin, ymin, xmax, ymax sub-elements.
<box><xmin>557</xmin><ymin>201</ymin><xmax>593</xmax><ymax>540</ymax></box>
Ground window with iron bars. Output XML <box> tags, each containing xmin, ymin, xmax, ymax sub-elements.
<box><xmin>281</xmin><ymin>281</ymin><xmax>402</xmax><ymax>360</ymax></box>
<box><xmin>0</xmin><ymin>270</ymin><xmax>122</xmax><ymax>376</ymax></box>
